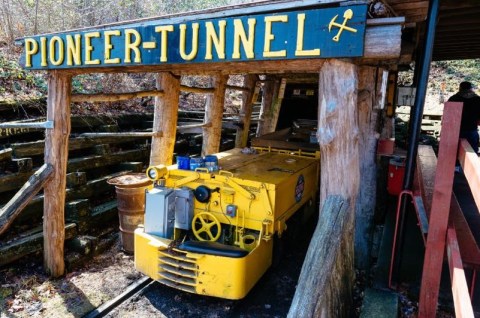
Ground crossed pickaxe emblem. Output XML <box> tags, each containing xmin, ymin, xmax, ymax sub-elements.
<box><xmin>329</xmin><ymin>9</ymin><xmax>357</xmax><ymax>42</ymax></box>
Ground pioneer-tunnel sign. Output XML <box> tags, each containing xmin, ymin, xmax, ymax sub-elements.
<box><xmin>19</xmin><ymin>4</ymin><xmax>367</xmax><ymax>70</ymax></box>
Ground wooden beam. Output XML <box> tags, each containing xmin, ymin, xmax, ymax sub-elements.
<box><xmin>0</xmin><ymin>223</ymin><xmax>77</xmax><ymax>267</ymax></box>
<box><xmin>0</xmin><ymin>148</ymin><xmax>12</xmax><ymax>161</ymax></box>
<box><xmin>150</xmin><ymin>72</ymin><xmax>180</xmax><ymax>166</ymax></box>
<box><xmin>354</xmin><ymin>66</ymin><xmax>384</xmax><ymax>269</ymax></box>
<box><xmin>180</xmin><ymin>85</ymin><xmax>215</xmax><ymax>94</ymax></box>
<box><xmin>288</xmin><ymin>195</ymin><xmax>353</xmax><ymax>317</ymax></box>
<box><xmin>71</xmin><ymin>90</ymin><xmax>164</xmax><ymax>103</ymax></box>
<box><xmin>419</xmin><ymin>102</ymin><xmax>462</xmax><ymax>316</ymax></box>
<box><xmin>363</xmin><ymin>24</ymin><xmax>402</xmax><ymax>59</ymax></box>
<box><xmin>235</xmin><ymin>75</ymin><xmax>257</xmax><ymax>148</ymax></box>
<box><xmin>256</xmin><ymin>76</ymin><xmax>280</xmax><ymax>136</ymax></box>
<box><xmin>79</xmin><ymin>132</ymin><xmax>162</xmax><ymax>138</ymax></box>
<box><xmin>43</xmin><ymin>70</ymin><xmax>71</xmax><ymax>277</ymax></box>
<box><xmin>446</xmin><ymin>225</ymin><xmax>475</xmax><ymax>317</ymax></box>
<box><xmin>202</xmin><ymin>75</ymin><xmax>228</xmax><ymax>156</ymax></box>
<box><xmin>457</xmin><ymin>138</ymin><xmax>480</xmax><ymax>212</ymax></box>
<box><xmin>225</xmin><ymin>84</ymin><xmax>250</xmax><ymax>92</ymax></box>
<box><xmin>318</xmin><ymin>59</ymin><xmax>359</xmax><ymax>206</ymax></box>
<box><xmin>0</xmin><ymin>164</ymin><xmax>53</xmax><ymax>236</ymax></box>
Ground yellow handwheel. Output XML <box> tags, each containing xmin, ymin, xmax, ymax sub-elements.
<box><xmin>192</xmin><ymin>212</ymin><xmax>221</xmax><ymax>241</ymax></box>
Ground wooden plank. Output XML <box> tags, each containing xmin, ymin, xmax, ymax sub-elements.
<box><xmin>0</xmin><ymin>223</ymin><xmax>77</xmax><ymax>267</ymax></box>
<box><xmin>6</xmin><ymin>171</ymin><xmax>126</xmax><ymax>227</ymax></box>
<box><xmin>202</xmin><ymin>75</ymin><xmax>228</xmax><ymax>156</ymax></box>
<box><xmin>288</xmin><ymin>195</ymin><xmax>353</xmax><ymax>317</ymax></box>
<box><xmin>0</xmin><ymin>148</ymin><xmax>12</xmax><ymax>161</ymax></box>
<box><xmin>43</xmin><ymin>70</ymin><xmax>71</xmax><ymax>277</ymax></box>
<box><xmin>67</xmin><ymin>148</ymin><xmax>149</xmax><ymax>173</ymax></box>
<box><xmin>12</xmin><ymin>136</ymin><xmax>147</xmax><ymax>157</ymax></box>
<box><xmin>416</xmin><ymin>145</ymin><xmax>437</xmax><ymax>217</ymax></box>
<box><xmin>363</xmin><ymin>24</ymin><xmax>402</xmax><ymax>59</ymax></box>
<box><xmin>71</xmin><ymin>89</ymin><xmax>164</xmax><ymax>103</ymax></box>
<box><xmin>0</xmin><ymin>164</ymin><xmax>53</xmax><ymax>236</ymax></box>
<box><xmin>180</xmin><ymin>85</ymin><xmax>215</xmax><ymax>94</ymax></box>
<box><xmin>450</xmin><ymin>194</ymin><xmax>480</xmax><ymax>268</ymax></box>
<box><xmin>150</xmin><ymin>72</ymin><xmax>180</xmax><ymax>166</ymax></box>
<box><xmin>0</xmin><ymin>171</ymin><xmax>33</xmax><ymax>193</ymax></box>
<box><xmin>457</xmin><ymin>138</ymin><xmax>480</xmax><ymax>213</ymax></box>
<box><xmin>419</xmin><ymin>102</ymin><xmax>463</xmax><ymax>317</ymax></box>
<box><xmin>446</xmin><ymin>225</ymin><xmax>475</xmax><ymax>317</ymax></box>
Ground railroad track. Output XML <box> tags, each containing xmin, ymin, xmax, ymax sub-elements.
<box><xmin>83</xmin><ymin>276</ymin><xmax>153</xmax><ymax>318</ymax></box>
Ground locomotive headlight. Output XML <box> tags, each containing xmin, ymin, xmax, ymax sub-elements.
<box><xmin>146</xmin><ymin>165</ymin><xmax>167</xmax><ymax>181</ymax></box>
<box><xmin>147</xmin><ymin>168</ymin><xmax>157</xmax><ymax>180</ymax></box>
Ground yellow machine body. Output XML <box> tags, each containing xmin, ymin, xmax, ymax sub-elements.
<box><xmin>134</xmin><ymin>148</ymin><xmax>319</xmax><ymax>299</ymax></box>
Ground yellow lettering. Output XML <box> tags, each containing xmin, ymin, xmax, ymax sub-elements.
<box><xmin>205</xmin><ymin>20</ymin><xmax>226</xmax><ymax>60</ymax></box>
<box><xmin>66</xmin><ymin>34</ymin><xmax>81</xmax><ymax>66</ymax></box>
<box><xmin>104</xmin><ymin>30</ymin><xmax>121</xmax><ymax>64</ymax></box>
<box><xmin>295</xmin><ymin>14</ymin><xmax>320</xmax><ymax>56</ymax></box>
<box><xmin>124</xmin><ymin>29</ymin><xmax>141</xmax><ymax>63</ymax></box>
<box><xmin>85</xmin><ymin>32</ymin><xmax>101</xmax><ymax>65</ymax></box>
<box><xmin>232</xmin><ymin>18</ymin><xmax>256</xmax><ymax>59</ymax></box>
<box><xmin>49</xmin><ymin>36</ymin><xmax>64</xmax><ymax>66</ymax></box>
<box><xmin>24</xmin><ymin>38</ymin><xmax>38</xmax><ymax>68</ymax></box>
<box><xmin>179</xmin><ymin>23</ymin><xmax>199</xmax><ymax>61</ymax></box>
<box><xmin>40</xmin><ymin>37</ymin><xmax>48</xmax><ymax>66</ymax></box>
<box><xmin>155</xmin><ymin>25</ymin><xmax>174</xmax><ymax>62</ymax></box>
<box><xmin>263</xmin><ymin>15</ymin><xmax>288</xmax><ymax>58</ymax></box>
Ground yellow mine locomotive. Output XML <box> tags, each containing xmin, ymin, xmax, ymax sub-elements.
<box><xmin>134</xmin><ymin>148</ymin><xmax>319</xmax><ymax>299</ymax></box>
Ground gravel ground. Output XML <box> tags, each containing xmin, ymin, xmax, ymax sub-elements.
<box><xmin>0</xmin><ymin>226</ymin><xmax>312</xmax><ymax>318</ymax></box>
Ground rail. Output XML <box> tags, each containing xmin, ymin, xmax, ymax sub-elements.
<box><xmin>418</xmin><ymin>102</ymin><xmax>478</xmax><ymax>316</ymax></box>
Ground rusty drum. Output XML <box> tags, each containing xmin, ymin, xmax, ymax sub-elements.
<box><xmin>108</xmin><ymin>174</ymin><xmax>151</xmax><ymax>253</ymax></box>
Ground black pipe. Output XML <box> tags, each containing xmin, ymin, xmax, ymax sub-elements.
<box><xmin>391</xmin><ymin>0</ymin><xmax>440</xmax><ymax>285</ymax></box>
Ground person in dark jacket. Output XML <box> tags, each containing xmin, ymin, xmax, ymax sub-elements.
<box><xmin>448</xmin><ymin>81</ymin><xmax>480</xmax><ymax>154</ymax></box>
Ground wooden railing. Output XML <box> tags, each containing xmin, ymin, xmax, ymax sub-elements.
<box><xmin>418</xmin><ymin>102</ymin><xmax>478</xmax><ymax>317</ymax></box>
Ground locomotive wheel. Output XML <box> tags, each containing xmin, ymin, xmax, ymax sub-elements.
<box><xmin>192</xmin><ymin>212</ymin><xmax>221</xmax><ymax>242</ymax></box>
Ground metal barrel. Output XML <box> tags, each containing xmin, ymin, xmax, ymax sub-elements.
<box><xmin>108</xmin><ymin>174</ymin><xmax>151</xmax><ymax>253</ymax></box>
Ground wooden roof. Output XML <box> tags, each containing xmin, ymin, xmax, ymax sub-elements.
<box><xmin>386</xmin><ymin>0</ymin><xmax>480</xmax><ymax>61</ymax></box>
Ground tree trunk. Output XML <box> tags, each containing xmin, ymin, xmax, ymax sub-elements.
<box><xmin>202</xmin><ymin>75</ymin><xmax>228</xmax><ymax>156</ymax></box>
<box><xmin>235</xmin><ymin>74</ymin><xmax>257</xmax><ymax>148</ymax></box>
<box><xmin>288</xmin><ymin>195</ymin><xmax>353</xmax><ymax>317</ymax></box>
<box><xmin>318</xmin><ymin>59</ymin><xmax>360</xmax><ymax>206</ymax></box>
<box><xmin>354</xmin><ymin>66</ymin><xmax>388</xmax><ymax>269</ymax></box>
<box><xmin>44</xmin><ymin>71</ymin><xmax>71</xmax><ymax>277</ymax></box>
<box><xmin>289</xmin><ymin>59</ymin><xmax>359</xmax><ymax>317</ymax></box>
<box><xmin>150</xmin><ymin>72</ymin><xmax>180</xmax><ymax>166</ymax></box>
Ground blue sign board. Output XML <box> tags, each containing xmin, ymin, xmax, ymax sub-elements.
<box><xmin>20</xmin><ymin>5</ymin><xmax>367</xmax><ymax>70</ymax></box>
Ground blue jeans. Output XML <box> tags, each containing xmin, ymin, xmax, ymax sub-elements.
<box><xmin>460</xmin><ymin>130</ymin><xmax>479</xmax><ymax>154</ymax></box>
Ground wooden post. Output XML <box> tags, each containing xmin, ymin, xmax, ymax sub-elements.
<box><xmin>150</xmin><ymin>72</ymin><xmax>180</xmax><ymax>166</ymax></box>
<box><xmin>256</xmin><ymin>76</ymin><xmax>280</xmax><ymax>136</ymax></box>
<box><xmin>44</xmin><ymin>71</ymin><xmax>71</xmax><ymax>277</ymax></box>
<box><xmin>419</xmin><ymin>102</ymin><xmax>462</xmax><ymax>317</ymax></box>
<box><xmin>354</xmin><ymin>66</ymin><xmax>388</xmax><ymax>269</ymax></box>
<box><xmin>235</xmin><ymin>74</ymin><xmax>257</xmax><ymax>148</ymax></box>
<box><xmin>202</xmin><ymin>75</ymin><xmax>228</xmax><ymax>156</ymax></box>
<box><xmin>288</xmin><ymin>196</ymin><xmax>352</xmax><ymax>317</ymax></box>
<box><xmin>288</xmin><ymin>60</ymin><xmax>359</xmax><ymax>317</ymax></box>
<box><xmin>318</xmin><ymin>59</ymin><xmax>360</xmax><ymax>206</ymax></box>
